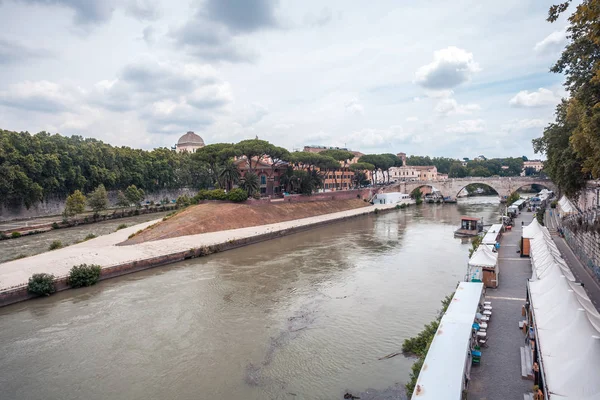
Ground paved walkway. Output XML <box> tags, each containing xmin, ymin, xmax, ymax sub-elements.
<box><xmin>545</xmin><ymin>208</ymin><xmax>600</xmax><ymax>312</ymax></box>
<box><xmin>468</xmin><ymin>211</ymin><xmax>533</xmax><ymax>400</ymax></box>
<box><xmin>0</xmin><ymin>202</ymin><xmax>399</xmax><ymax>292</ymax></box>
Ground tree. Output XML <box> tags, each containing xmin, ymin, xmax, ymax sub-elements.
<box><xmin>411</xmin><ymin>187</ymin><xmax>423</xmax><ymax>205</ymax></box>
<box><xmin>219</xmin><ymin>160</ymin><xmax>240</xmax><ymax>191</ymax></box>
<box><xmin>116</xmin><ymin>190</ymin><xmax>130</xmax><ymax>209</ymax></box>
<box><xmin>235</xmin><ymin>139</ymin><xmax>275</xmax><ymax>173</ymax></box>
<box><xmin>124</xmin><ymin>185</ymin><xmax>145</xmax><ymax>207</ymax></box>
<box><xmin>87</xmin><ymin>184</ymin><xmax>109</xmax><ymax>214</ymax></box>
<box><xmin>449</xmin><ymin>163</ymin><xmax>468</xmax><ymax>178</ymax></box>
<box><xmin>349</xmin><ymin>162</ymin><xmax>375</xmax><ymax>186</ymax></box>
<box><xmin>193</xmin><ymin>143</ymin><xmax>238</xmax><ymax>187</ymax></box>
<box><xmin>240</xmin><ymin>172</ymin><xmax>260</xmax><ymax>197</ymax></box>
<box><xmin>63</xmin><ymin>190</ymin><xmax>86</xmax><ymax>219</ymax></box>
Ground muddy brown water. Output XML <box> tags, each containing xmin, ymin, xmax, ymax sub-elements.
<box><xmin>0</xmin><ymin>197</ymin><xmax>501</xmax><ymax>400</ymax></box>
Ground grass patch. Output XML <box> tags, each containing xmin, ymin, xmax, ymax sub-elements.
<box><xmin>116</xmin><ymin>223</ymin><xmax>128</xmax><ymax>231</ymax></box>
<box><xmin>11</xmin><ymin>232</ymin><xmax>21</xmax><ymax>238</ymax></box>
<box><xmin>83</xmin><ymin>233</ymin><xmax>97</xmax><ymax>241</ymax></box>
<box><xmin>12</xmin><ymin>254</ymin><xmax>28</xmax><ymax>260</ymax></box>
<box><xmin>48</xmin><ymin>240</ymin><xmax>63</xmax><ymax>250</ymax></box>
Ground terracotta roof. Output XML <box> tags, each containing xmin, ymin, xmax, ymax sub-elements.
<box><xmin>461</xmin><ymin>216</ymin><xmax>480</xmax><ymax>221</ymax></box>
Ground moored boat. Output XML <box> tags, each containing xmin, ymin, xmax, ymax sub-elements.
<box><xmin>454</xmin><ymin>216</ymin><xmax>483</xmax><ymax>237</ymax></box>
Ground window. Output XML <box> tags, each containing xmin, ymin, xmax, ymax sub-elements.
<box><xmin>260</xmin><ymin>175</ymin><xmax>266</xmax><ymax>185</ymax></box>
<box><xmin>260</xmin><ymin>187</ymin><xmax>266</xmax><ymax>194</ymax></box>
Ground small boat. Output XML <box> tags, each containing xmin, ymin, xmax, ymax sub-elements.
<box><xmin>443</xmin><ymin>196</ymin><xmax>457</xmax><ymax>204</ymax></box>
<box><xmin>454</xmin><ymin>216</ymin><xmax>483</xmax><ymax>237</ymax></box>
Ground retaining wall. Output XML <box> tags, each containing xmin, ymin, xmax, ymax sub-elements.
<box><xmin>0</xmin><ymin>188</ymin><xmax>195</xmax><ymax>222</ymax></box>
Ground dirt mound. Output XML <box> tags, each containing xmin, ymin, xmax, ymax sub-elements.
<box><xmin>123</xmin><ymin>199</ymin><xmax>369</xmax><ymax>245</ymax></box>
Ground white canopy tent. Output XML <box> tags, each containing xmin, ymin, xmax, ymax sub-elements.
<box><xmin>468</xmin><ymin>245</ymin><xmax>499</xmax><ymax>287</ymax></box>
<box><xmin>522</xmin><ymin>218</ymin><xmax>542</xmax><ymax>239</ymax></box>
<box><xmin>558</xmin><ymin>196</ymin><xmax>577</xmax><ymax>216</ymax></box>
<box><xmin>528</xmin><ymin>227</ymin><xmax>600</xmax><ymax>399</ymax></box>
<box><xmin>469</xmin><ymin>245</ymin><xmax>498</xmax><ymax>268</ymax></box>
<box><xmin>412</xmin><ymin>282</ymin><xmax>484</xmax><ymax>399</ymax></box>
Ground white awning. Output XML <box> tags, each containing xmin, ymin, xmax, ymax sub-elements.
<box><xmin>528</xmin><ymin>226</ymin><xmax>600</xmax><ymax>399</ymax></box>
<box><xmin>522</xmin><ymin>219</ymin><xmax>542</xmax><ymax>239</ymax></box>
<box><xmin>412</xmin><ymin>282</ymin><xmax>484</xmax><ymax>399</ymax></box>
<box><xmin>469</xmin><ymin>245</ymin><xmax>498</xmax><ymax>268</ymax></box>
<box><xmin>558</xmin><ymin>196</ymin><xmax>577</xmax><ymax>215</ymax></box>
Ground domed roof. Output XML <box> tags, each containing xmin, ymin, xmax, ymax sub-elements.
<box><xmin>177</xmin><ymin>131</ymin><xmax>205</xmax><ymax>146</ymax></box>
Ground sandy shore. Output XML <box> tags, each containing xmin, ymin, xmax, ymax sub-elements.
<box><xmin>0</xmin><ymin>203</ymin><xmax>400</xmax><ymax>292</ymax></box>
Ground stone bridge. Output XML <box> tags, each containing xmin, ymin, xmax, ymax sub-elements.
<box><xmin>383</xmin><ymin>177</ymin><xmax>556</xmax><ymax>199</ymax></box>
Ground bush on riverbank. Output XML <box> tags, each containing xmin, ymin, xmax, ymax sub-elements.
<box><xmin>11</xmin><ymin>232</ymin><xmax>21</xmax><ymax>238</ymax></box>
<box><xmin>67</xmin><ymin>264</ymin><xmax>102</xmax><ymax>288</ymax></box>
<box><xmin>404</xmin><ymin>292</ymin><xmax>454</xmax><ymax>397</ymax></box>
<box><xmin>550</xmin><ymin>200</ymin><xmax>557</xmax><ymax>209</ymax></box>
<box><xmin>116</xmin><ymin>224</ymin><xmax>127</xmax><ymax>231</ymax></box>
<box><xmin>83</xmin><ymin>233</ymin><xmax>97</xmax><ymax>241</ymax></box>
<box><xmin>27</xmin><ymin>273</ymin><xmax>56</xmax><ymax>296</ymax></box>
<box><xmin>469</xmin><ymin>235</ymin><xmax>482</xmax><ymax>258</ymax></box>
<box><xmin>227</xmin><ymin>188</ymin><xmax>249</xmax><ymax>202</ymax></box>
<box><xmin>48</xmin><ymin>240</ymin><xmax>63</xmax><ymax>250</ymax></box>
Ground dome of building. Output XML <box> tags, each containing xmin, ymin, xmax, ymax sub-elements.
<box><xmin>177</xmin><ymin>131</ymin><xmax>205</xmax><ymax>146</ymax></box>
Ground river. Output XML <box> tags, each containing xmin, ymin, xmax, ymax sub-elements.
<box><xmin>0</xmin><ymin>197</ymin><xmax>502</xmax><ymax>400</ymax></box>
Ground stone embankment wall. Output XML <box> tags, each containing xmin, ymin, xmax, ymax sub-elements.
<box><xmin>0</xmin><ymin>188</ymin><xmax>195</xmax><ymax>221</ymax></box>
<box><xmin>562</xmin><ymin>183</ymin><xmax>600</xmax><ymax>281</ymax></box>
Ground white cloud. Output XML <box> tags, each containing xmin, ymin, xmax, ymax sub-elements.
<box><xmin>534</xmin><ymin>29</ymin><xmax>567</xmax><ymax>54</ymax></box>
<box><xmin>501</xmin><ymin>119</ymin><xmax>547</xmax><ymax>132</ymax></box>
<box><xmin>0</xmin><ymin>80</ymin><xmax>82</xmax><ymax>113</ymax></box>
<box><xmin>345</xmin><ymin>98</ymin><xmax>364</xmax><ymax>115</ymax></box>
<box><xmin>406</xmin><ymin>116</ymin><xmax>418</xmax><ymax>122</ymax></box>
<box><xmin>435</xmin><ymin>98</ymin><xmax>480</xmax><ymax>116</ymax></box>
<box><xmin>415</xmin><ymin>46</ymin><xmax>481</xmax><ymax>89</ymax></box>
<box><xmin>343</xmin><ymin>125</ymin><xmax>411</xmax><ymax>148</ymax></box>
<box><xmin>445</xmin><ymin>119</ymin><xmax>486</xmax><ymax>134</ymax></box>
<box><xmin>274</xmin><ymin>123</ymin><xmax>294</xmax><ymax>130</ymax></box>
<box><xmin>240</xmin><ymin>102</ymin><xmax>269</xmax><ymax>126</ymax></box>
<box><xmin>509</xmin><ymin>88</ymin><xmax>561</xmax><ymax>107</ymax></box>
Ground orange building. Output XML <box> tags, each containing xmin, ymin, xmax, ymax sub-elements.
<box><xmin>302</xmin><ymin>146</ymin><xmax>364</xmax><ymax>190</ymax></box>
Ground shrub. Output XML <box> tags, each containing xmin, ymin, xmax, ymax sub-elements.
<box><xmin>176</xmin><ymin>194</ymin><xmax>192</xmax><ymax>207</ymax></box>
<box><xmin>83</xmin><ymin>233</ymin><xmax>97</xmax><ymax>241</ymax></box>
<box><xmin>11</xmin><ymin>232</ymin><xmax>21</xmax><ymax>238</ymax></box>
<box><xmin>550</xmin><ymin>200</ymin><xmax>557</xmax><ymax>209</ymax></box>
<box><xmin>12</xmin><ymin>254</ymin><xmax>27</xmax><ymax>260</ymax></box>
<box><xmin>134</xmin><ymin>209</ymin><xmax>140</xmax><ymax>216</ymax></box>
<box><xmin>227</xmin><ymin>188</ymin><xmax>248</xmax><ymax>202</ymax></box>
<box><xmin>67</xmin><ymin>264</ymin><xmax>102</xmax><ymax>288</ymax></box>
<box><xmin>28</xmin><ymin>273</ymin><xmax>56</xmax><ymax>296</ymax></box>
<box><xmin>208</xmin><ymin>189</ymin><xmax>227</xmax><ymax>201</ymax></box>
<box><xmin>116</xmin><ymin>224</ymin><xmax>127</xmax><ymax>231</ymax></box>
<box><xmin>48</xmin><ymin>240</ymin><xmax>63</xmax><ymax>250</ymax></box>
<box><xmin>51</xmin><ymin>222</ymin><xmax>60</xmax><ymax>230</ymax></box>
<box><xmin>0</xmin><ymin>232</ymin><xmax>7</xmax><ymax>240</ymax></box>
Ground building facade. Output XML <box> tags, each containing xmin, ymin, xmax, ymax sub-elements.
<box><xmin>302</xmin><ymin>145</ymin><xmax>360</xmax><ymax>190</ymax></box>
<box><xmin>521</xmin><ymin>160</ymin><xmax>544</xmax><ymax>176</ymax></box>
<box><xmin>234</xmin><ymin>156</ymin><xmax>287</xmax><ymax>197</ymax></box>
<box><xmin>175</xmin><ymin>131</ymin><xmax>205</xmax><ymax>153</ymax></box>
<box><xmin>384</xmin><ymin>152</ymin><xmax>439</xmax><ymax>182</ymax></box>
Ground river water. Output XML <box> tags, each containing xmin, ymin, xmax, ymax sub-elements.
<box><xmin>0</xmin><ymin>197</ymin><xmax>501</xmax><ymax>400</ymax></box>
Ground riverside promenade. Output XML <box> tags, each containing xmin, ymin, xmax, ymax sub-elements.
<box><xmin>468</xmin><ymin>211</ymin><xmax>534</xmax><ymax>399</ymax></box>
<box><xmin>0</xmin><ymin>202</ymin><xmax>399</xmax><ymax>296</ymax></box>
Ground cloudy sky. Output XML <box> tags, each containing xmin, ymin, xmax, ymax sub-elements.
<box><xmin>0</xmin><ymin>0</ymin><xmax>570</xmax><ymax>158</ymax></box>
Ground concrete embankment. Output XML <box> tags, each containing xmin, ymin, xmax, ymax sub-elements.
<box><xmin>0</xmin><ymin>202</ymin><xmax>402</xmax><ymax>307</ymax></box>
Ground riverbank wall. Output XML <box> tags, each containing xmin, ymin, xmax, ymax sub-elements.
<box><xmin>0</xmin><ymin>202</ymin><xmax>405</xmax><ymax>307</ymax></box>
<box><xmin>0</xmin><ymin>188</ymin><xmax>195</xmax><ymax>222</ymax></box>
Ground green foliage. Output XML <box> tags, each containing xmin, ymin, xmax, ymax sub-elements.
<box><xmin>551</xmin><ymin>200</ymin><xmax>557</xmax><ymax>209</ymax></box>
<box><xmin>403</xmin><ymin>292</ymin><xmax>454</xmax><ymax>398</ymax></box>
<box><xmin>124</xmin><ymin>185</ymin><xmax>145</xmax><ymax>207</ymax></box>
<box><xmin>11</xmin><ymin>231</ymin><xmax>21</xmax><ymax>238</ymax></box>
<box><xmin>48</xmin><ymin>240</ymin><xmax>63</xmax><ymax>250</ymax></box>
<box><xmin>116</xmin><ymin>223</ymin><xmax>127</xmax><ymax>230</ymax></box>
<box><xmin>67</xmin><ymin>264</ymin><xmax>102</xmax><ymax>288</ymax></box>
<box><xmin>63</xmin><ymin>190</ymin><xmax>86</xmax><ymax>219</ymax></box>
<box><xmin>219</xmin><ymin>160</ymin><xmax>241</xmax><ymax>191</ymax></box>
<box><xmin>116</xmin><ymin>190</ymin><xmax>130</xmax><ymax>209</ymax></box>
<box><xmin>227</xmin><ymin>188</ymin><xmax>248</xmax><ymax>202</ymax></box>
<box><xmin>411</xmin><ymin>187</ymin><xmax>423</xmax><ymax>205</ymax></box>
<box><xmin>83</xmin><ymin>233</ymin><xmax>97</xmax><ymax>241</ymax></box>
<box><xmin>0</xmin><ymin>232</ymin><xmax>7</xmax><ymax>240</ymax></box>
<box><xmin>536</xmin><ymin>206</ymin><xmax>546</xmax><ymax>226</ymax></box>
<box><xmin>506</xmin><ymin>191</ymin><xmax>521</xmax><ymax>206</ymax></box>
<box><xmin>193</xmin><ymin>189</ymin><xmax>210</xmax><ymax>203</ymax></box>
<box><xmin>51</xmin><ymin>222</ymin><xmax>60</xmax><ymax>230</ymax></box>
<box><xmin>176</xmin><ymin>194</ymin><xmax>192</xmax><ymax>207</ymax></box>
<box><xmin>13</xmin><ymin>254</ymin><xmax>27</xmax><ymax>260</ymax></box>
<box><xmin>532</xmin><ymin>1</ymin><xmax>600</xmax><ymax>195</ymax></box>
<box><xmin>208</xmin><ymin>189</ymin><xmax>228</xmax><ymax>200</ymax></box>
<box><xmin>88</xmin><ymin>184</ymin><xmax>109</xmax><ymax>213</ymax></box>
<box><xmin>469</xmin><ymin>235</ymin><xmax>482</xmax><ymax>258</ymax></box>
<box><xmin>405</xmin><ymin>355</ymin><xmax>425</xmax><ymax>396</ymax></box>
<box><xmin>27</xmin><ymin>273</ymin><xmax>56</xmax><ymax>296</ymax></box>
<box><xmin>240</xmin><ymin>172</ymin><xmax>260</xmax><ymax>197</ymax></box>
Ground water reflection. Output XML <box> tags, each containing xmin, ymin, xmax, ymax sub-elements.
<box><xmin>0</xmin><ymin>197</ymin><xmax>500</xmax><ymax>400</ymax></box>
